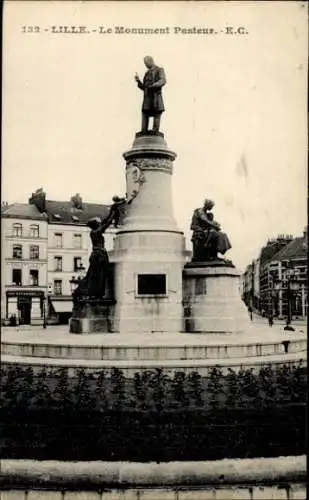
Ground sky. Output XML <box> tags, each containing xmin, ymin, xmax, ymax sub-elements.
<box><xmin>2</xmin><ymin>1</ymin><xmax>308</xmax><ymax>270</ymax></box>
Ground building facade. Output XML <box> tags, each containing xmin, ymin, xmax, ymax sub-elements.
<box><xmin>1</xmin><ymin>190</ymin><xmax>116</xmax><ymax>325</ymax></box>
<box><xmin>242</xmin><ymin>230</ymin><xmax>308</xmax><ymax>319</ymax></box>
<box><xmin>1</xmin><ymin>203</ymin><xmax>48</xmax><ymax>324</ymax></box>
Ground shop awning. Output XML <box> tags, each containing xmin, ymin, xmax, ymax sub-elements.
<box><xmin>51</xmin><ymin>300</ymin><xmax>73</xmax><ymax>313</ymax></box>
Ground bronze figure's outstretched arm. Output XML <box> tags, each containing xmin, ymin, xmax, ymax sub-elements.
<box><xmin>100</xmin><ymin>208</ymin><xmax>116</xmax><ymax>232</ymax></box>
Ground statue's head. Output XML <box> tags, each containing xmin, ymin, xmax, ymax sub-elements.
<box><xmin>87</xmin><ymin>217</ymin><xmax>101</xmax><ymax>229</ymax></box>
<box><xmin>144</xmin><ymin>56</ymin><xmax>155</xmax><ymax>68</ymax></box>
<box><xmin>203</xmin><ymin>199</ymin><xmax>215</xmax><ymax>211</ymax></box>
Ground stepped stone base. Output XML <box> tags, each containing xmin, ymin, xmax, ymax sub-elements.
<box><xmin>2</xmin><ymin>326</ymin><xmax>306</xmax><ymax>377</ymax></box>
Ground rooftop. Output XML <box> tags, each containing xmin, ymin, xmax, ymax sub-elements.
<box><xmin>45</xmin><ymin>200</ymin><xmax>111</xmax><ymax>225</ymax></box>
<box><xmin>271</xmin><ymin>236</ymin><xmax>308</xmax><ymax>262</ymax></box>
<box><xmin>1</xmin><ymin>203</ymin><xmax>47</xmax><ymax>220</ymax></box>
<box><xmin>2</xmin><ymin>194</ymin><xmax>126</xmax><ymax>226</ymax></box>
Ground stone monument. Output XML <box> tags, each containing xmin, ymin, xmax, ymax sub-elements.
<box><xmin>110</xmin><ymin>56</ymin><xmax>187</xmax><ymax>333</ymax></box>
<box><xmin>3</xmin><ymin>57</ymin><xmax>305</xmax><ymax>377</ymax></box>
<box><xmin>183</xmin><ymin>199</ymin><xmax>250</xmax><ymax>333</ymax></box>
<box><xmin>70</xmin><ymin>56</ymin><xmax>249</xmax><ymax>335</ymax></box>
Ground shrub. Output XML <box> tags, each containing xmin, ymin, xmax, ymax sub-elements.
<box><xmin>110</xmin><ymin>367</ymin><xmax>126</xmax><ymax>411</ymax></box>
<box><xmin>171</xmin><ymin>371</ymin><xmax>189</xmax><ymax>409</ymax></box>
<box><xmin>94</xmin><ymin>370</ymin><xmax>109</xmax><ymax>411</ymax></box>
<box><xmin>52</xmin><ymin>367</ymin><xmax>72</xmax><ymax>413</ymax></box>
<box><xmin>148</xmin><ymin>368</ymin><xmax>170</xmax><ymax>412</ymax></box>
<box><xmin>207</xmin><ymin>366</ymin><xmax>224</xmax><ymax>409</ymax></box>
<box><xmin>73</xmin><ymin>368</ymin><xmax>95</xmax><ymax>412</ymax></box>
<box><xmin>32</xmin><ymin>368</ymin><xmax>52</xmax><ymax>411</ymax></box>
<box><xmin>187</xmin><ymin>371</ymin><xmax>203</xmax><ymax>407</ymax></box>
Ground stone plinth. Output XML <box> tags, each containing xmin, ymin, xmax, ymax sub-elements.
<box><xmin>183</xmin><ymin>264</ymin><xmax>251</xmax><ymax>333</ymax></box>
<box><xmin>110</xmin><ymin>132</ymin><xmax>187</xmax><ymax>333</ymax></box>
<box><xmin>69</xmin><ymin>299</ymin><xmax>115</xmax><ymax>334</ymax></box>
<box><xmin>69</xmin><ymin>264</ymin><xmax>116</xmax><ymax>335</ymax></box>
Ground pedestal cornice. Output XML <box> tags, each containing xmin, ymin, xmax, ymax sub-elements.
<box><xmin>123</xmin><ymin>132</ymin><xmax>177</xmax><ymax>162</ymax></box>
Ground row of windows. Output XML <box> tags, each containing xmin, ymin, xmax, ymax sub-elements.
<box><xmin>53</xmin><ymin>233</ymin><xmax>82</xmax><ymax>248</ymax></box>
<box><xmin>12</xmin><ymin>245</ymin><xmax>40</xmax><ymax>259</ymax></box>
<box><xmin>12</xmin><ymin>224</ymin><xmax>40</xmax><ymax>238</ymax></box>
<box><xmin>12</xmin><ymin>269</ymin><xmax>39</xmax><ymax>287</ymax></box>
<box><xmin>10</xmin><ymin>225</ymin><xmax>83</xmax><ymax>248</ymax></box>
<box><xmin>53</xmin><ymin>256</ymin><xmax>83</xmax><ymax>272</ymax></box>
<box><xmin>12</xmin><ymin>269</ymin><xmax>62</xmax><ymax>295</ymax></box>
<box><xmin>13</xmin><ymin>244</ymin><xmax>85</xmax><ymax>261</ymax></box>
<box><xmin>11</xmin><ymin>250</ymin><xmax>83</xmax><ymax>272</ymax></box>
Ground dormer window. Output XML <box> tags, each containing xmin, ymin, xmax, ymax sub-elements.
<box><xmin>53</xmin><ymin>214</ymin><xmax>61</xmax><ymax>220</ymax></box>
<box><xmin>72</xmin><ymin>215</ymin><xmax>79</xmax><ymax>222</ymax></box>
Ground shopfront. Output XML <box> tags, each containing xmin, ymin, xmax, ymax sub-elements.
<box><xmin>5</xmin><ymin>289</ymin><xmax>45</xmax><ymax>325</ymax></box>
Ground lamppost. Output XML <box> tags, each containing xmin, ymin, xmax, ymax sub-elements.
<box><xmin>274</xmin><ymin>260</ymin><xmax>300</xmax><ymax>332</ymax></box>
<box><xmin>42</xmin><ymin>286</ymin><xmax>52</xmax><ymax>329</ymax></box>
<box><xmin>42</xmin><ymin>294</ymin><xmax>47</xmax><ymax>329</ymax></box>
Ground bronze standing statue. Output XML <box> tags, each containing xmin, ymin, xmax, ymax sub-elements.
<box><xmin>73</xmin><ymin>197</ymin><xmax>127</xmax><ymax>300</ymax></box>
<box><xmin>73</xmin><ymin>216</ymin><xmax>111</xmax><ymax>300</ymax></box>
<box><xmin>135</xmin><ymin>56</ymin><xmax>166</xmax><ymax>133</ymax></box>
<box><xmin>190</xmin><ymin>199</ymin><xmax>232</xmax><ymax>263</ymax></box>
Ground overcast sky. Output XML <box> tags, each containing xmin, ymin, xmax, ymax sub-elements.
<box><xmin>2</xmin><ymin>1</ymin><xmax>308</xmax><ymax>270</ymax></box>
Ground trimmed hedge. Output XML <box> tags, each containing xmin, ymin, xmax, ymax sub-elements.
<box><xmin>0</xmin><ymin>363</ymin><xmax>306</xmax><ymax>461</ymax></box>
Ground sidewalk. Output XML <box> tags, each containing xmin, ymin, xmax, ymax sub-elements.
<box><xmin>251</xmin><ymin>312</ymin><xmax>307</xmax><ymax>327</ymax></box>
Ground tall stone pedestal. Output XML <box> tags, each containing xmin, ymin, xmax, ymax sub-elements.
<box><xmin>183</xmin><ymin>263</ymin><xmax>250</xmax><ymax>333</ymax></box>
<box><xmin>110</xmin><ymin>132</ymin><xmax>187</xmax><ymax>333</ymax></box>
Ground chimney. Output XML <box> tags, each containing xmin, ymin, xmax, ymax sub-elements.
<box><xmin>29</xmin><ymin>188</ymin><xmax>46</xmax><ymax>213</ymax></box>
<box><xmin>70</xmin><ymin>193</ymin><xmax>83</xmax><ymax>210</ymax></box>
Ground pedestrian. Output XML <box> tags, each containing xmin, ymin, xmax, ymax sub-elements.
<box><xmin>248</xmin><ymin>306</ymin><xmax>253</xmax><ymax>321</ymax></box>
<box><xmin>268</xmin><ymin>314</ymin><xmax>273</xmax><ymax>327</ymax></box>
